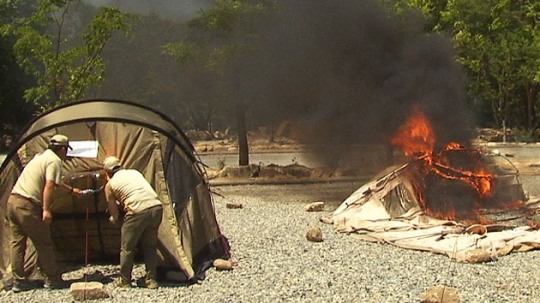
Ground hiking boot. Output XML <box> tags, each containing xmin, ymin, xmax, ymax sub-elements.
<box><xmin>12</xmin><ymin>280</ymin><xmax>35</xmax><ymax>293</ymax></box>
<box><xmin>145</xmin><ymin>279</ymin><xmax>159</xmax><ymax>289</ymax></box>
<box><xmin>114</xmin><ymin>278</ymin><xmax>132</xmax><ymax>288</ymax></box>
<box><xmin>44</xmin><ymin>279</ymin><xmax>69</xmax><ymax>290</ymax></box>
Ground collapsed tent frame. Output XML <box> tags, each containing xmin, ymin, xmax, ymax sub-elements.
<box><xmin>327</xmin><ymin>148</ymin><xmax>540</xmax><ymax>263</ymax></box>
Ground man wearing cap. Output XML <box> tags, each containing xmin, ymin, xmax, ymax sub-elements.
<box><xmin>7</xmin><ymin>134</ymin><xmax>84</xmax><ymax>292</ymax></box>
<box><xmin>102</xmin><ymin>156</ymin><xmax>163</xmax><ymax>289</ymax></box>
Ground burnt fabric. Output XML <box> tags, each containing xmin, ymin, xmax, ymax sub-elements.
<box><xmin>328</xmin><ymin>161</ymin><xmax>540</xmax><ymax>263</ymax></box>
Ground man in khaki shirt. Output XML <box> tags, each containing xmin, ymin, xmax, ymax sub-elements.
<box><xmin>7</xmin><ymin>134</ymin><xmax>83</xmax><ymax>292</ymax></box>
<box><xmin>103</xmin><ymin>156</ymin><xmax>163</xmax><ymax>289</ymax></box>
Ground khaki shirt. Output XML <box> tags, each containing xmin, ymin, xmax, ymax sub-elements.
<box><xmin>105</xmin><ymin>169</ymin><xmax>162</xmax><ymax>215</ymax></box>
<box><xmin>11</xmin><ymin>149</ymin><xmax>63</xmax><ymax>204</ymax></box>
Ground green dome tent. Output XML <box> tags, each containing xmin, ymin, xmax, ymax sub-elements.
<box><xmin>0</xmin><ymin>99</ymin><xmax>230</xmax><ymax>284</ymax></box>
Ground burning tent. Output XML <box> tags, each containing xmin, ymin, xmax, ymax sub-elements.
<box><xmin>324</xmin><ymin>107</ymin><xmax>540</xmax><ymax>262</ymax></box>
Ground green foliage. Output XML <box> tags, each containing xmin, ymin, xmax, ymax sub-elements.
<box><xmin>391</xmin><ymin>0</ymin><xmax>449</xmax><ymax>31</ymax></box>
<box><xmin>162</xmin><ymin>0</ymin><xmax>276</xmax><ymax>165</ymax></box>
<box><xmin>161</xmin><ymin>42</ymin><xmax>199</xmax><ymax>63</ymax></box>
<box><xmin>515</xmin><ymin>128</ymin><xmax>538</xmax><ymax>143</ymax></box>
<box><xmin>163</xmin><ymin>0</ymin><xmax>272</xmax><ymax>72</ymax></box>
<box><xmin>160</xmin><ymin>0</ymin><xmax>275</xmax><ymax>131</ymax></box>
<box><xmin>395</xmin><ymin>0</ymin><xmax>540</xmax><ymax>133</ymax></box>
<box><xmin>188</xmin><ymin>0</ymin><xmax>270</xmax><ymax>32</ymax></box>
<box><xmin>0</xmin><ymin>0</ymin><xmax>37</xmax><ymax>149</ymax></box>
<box><xmin>1</xmin><ymin>0</ymin><xmax>131</xmax><ymax>112</ymax></box>
<box><xmin>449</xmin><ymin>0</ymin><xmax>539</xmax><ymax>129</ymax></box>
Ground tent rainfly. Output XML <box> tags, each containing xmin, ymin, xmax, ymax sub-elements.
<box><xmin>0</xmin><ymin>99</ymin><xmax>230</xmax><ymax>284</ymax></box>
<box><xmin>324</xmin><ymin>149</ymin><xmax>540</xmax><ymax>263</ymax></box>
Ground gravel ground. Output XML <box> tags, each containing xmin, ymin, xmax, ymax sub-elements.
<box><xmin>2</xmin><ymin>178</ymin><xmax>540</xmax><ymax>302</ymax></box>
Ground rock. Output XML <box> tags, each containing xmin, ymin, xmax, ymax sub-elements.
<box><xmin>454</xmin><ymin>248</ymin><xmax>492</xmax><ymax>263</ymax></box>
<box><xmin>219</xmin><ymin>165</ymin><xmax>260</xmax><ymax>178</ymax></box>
<box><xmin>310</xmin><ymin>167</ymin><xmax>336</xmax><ymax>178</ymax></box>
<box><xmin>304</xmin><ymin>202</ymin><xmax>325</xmax><ymax>212</ymax></box>
<box><xmin>226</xmin><ymin>202</ymin><xmax>243</xmax><ymax>209</ymax></box>
<box><xmin>213</xmin><ymin>259</ymin><xmax>235</xmax><ymax>270</ymax></box>
<box><xmin>306</xmin><ymin>226</ymin><xmax>323</xmax><ymax>242</ymax></box>
<box><xmin>259</xmin><ymin>166</ymin><xmax>285</xmax><ymax>178</ymax></box>
<box><xmin>205</xmin><ymin>169</ymin><xmax>221</xmax><ymax>179</ymax></box>
<box><xmin>421</xmin><ymin>285</ymin><xmax>460</xmax><ymax>303</ymax></box>
<box><xmin>282</xmin><ymin>164</ymin><xmax>312</xmax><ymax>178</ymax></box>
<box><xmin>70</xmin><ymin>282</ymin><xmax>110</xmax><ymax>301</ymax></box>
<box><xmin>319</xmin><ymin>216</ymin><xmax>333</xmax><ymax>224</ymax></box>
<box><xmin>465</xmin><ymin>224</ymin><xmax>487</xmax><ymax>235</ymax></box>
<box><xmin>186</xmin><ymin>130</ymin><xmax>213</xmax><ymax>140</ymax></box>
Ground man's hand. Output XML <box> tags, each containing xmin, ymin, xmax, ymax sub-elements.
<box><xmin>108</xmin><ymin>215</ymin><xmax>118</xmax><ymax>224</ymax></box>
<box><xmin>72</xmin><ymin>188</ymin><xmax>84</xmax><ymax>197</ymax></box>
<box><xmin>42</xmin><ymin>209</ymin><xmax>53</xmax><ymax>223</ymax></box>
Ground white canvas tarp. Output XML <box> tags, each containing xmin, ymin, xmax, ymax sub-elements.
<box><xmin>325</xmin><ymin>157</ymin><xmax>540</xmax><ymax>263</ymax></box>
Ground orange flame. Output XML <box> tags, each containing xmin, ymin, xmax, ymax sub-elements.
<box><xmin>393</xmin><ymin>106</ymin><xmax>495</xmax><ymax>221</ymax></box>
<box><xmin>391</xmin><ymin>106</ymin><xmax>435</xmax><ymax>157</ymax></box>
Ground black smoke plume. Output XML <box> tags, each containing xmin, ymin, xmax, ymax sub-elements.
<box><xmin>226</xmin><ymin>0</ymin><xmax>473</xmax><ymax>170</ymax></box>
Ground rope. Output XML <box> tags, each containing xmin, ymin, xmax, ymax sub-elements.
<box><xmin>437</xmin><ymin>235</ymin><xmax>459</xmax><ymax>302</ymax></box>
<box><xmin>84</xmin><ymin>175</ymin><xmax>91</xmax><ymax>284</ymax></box>
<box><xmin>85</xmin><ymin>199</ymin><xmax>90</xmax><ymax>280</ymax></box>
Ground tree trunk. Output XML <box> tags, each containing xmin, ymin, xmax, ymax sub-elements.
<box><xmin>502</xmin><ymin>119</ymin><xmax>507</xmax><ymax>143</ymax></box>
<box><xmin>236</xmin><ymin>103</ymin><xmax>249</xmax><ymax>166</ymax></box>
<box><xmin>268</xmin><ymin>121</ymin><xmax>276</xmax><ymax>143</ymax></box>
<box><xmin>526</xmin><ymin>83</ymin><xmax>537</xmax><ymax>131</ymax></box>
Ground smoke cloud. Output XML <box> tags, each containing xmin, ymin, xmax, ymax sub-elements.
<box><xmin>225</xmin><ymin>0</ymin><xmax>474</xmax><ymax>169</ymax></box>
<box><xmin>92</xmin><ymin>0</ymin><xmax>474</xmax><ymax>173</ymax></box>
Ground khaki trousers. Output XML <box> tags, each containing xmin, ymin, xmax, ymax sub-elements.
<box><xmin>7</xmin><ymin>194</ymin><xmax>60</xmax><ymax>282</ymax></box>
<box><xmin>120</xmin><ymin>205</ymin><xmax>163</xmax><ymax>282</ymax></box>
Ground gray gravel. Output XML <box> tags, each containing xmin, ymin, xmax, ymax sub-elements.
<box><xmin>2</xmin><ymin>179</ymin><xmax>540</xmax><ymax>302</ymax></box>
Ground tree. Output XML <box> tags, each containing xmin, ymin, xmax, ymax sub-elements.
<box><xmin>444</xmin><ymin>0</ymin><xmax>540</xmax><ymax>140</ymax></box>
<box><xmin>0</xmin><ymin>0</ymin><xmax>36</xmax><ymax>150</ymax></box>
<box><xmin>163</xmin><ymin>0</ymin><xmax>275</xmax><ymax>166</ymax></box>
<box><xmin>390</xmin><ymin>0</ymin><xmax>449</xmax><ymax>31</ymax></box>
<box><xmin>94</xmin><ymin>14</ymin><xmax>201</xmax><ymax>130</ymax></box>
<box><xmin>395</xmin><ymin>0</ymin><xmax>540</xmax><ymax>140</ymax></box>
<box><xmin>167</xmin><ymin>0</ymin><xmax>477</xmax><ymax>170</ymax></box>
<box><xmin>0</xmin><ymin>0</ymin><xmax>131</xmax><ymax>112</ymax></box>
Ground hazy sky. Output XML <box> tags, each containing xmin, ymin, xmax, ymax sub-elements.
<box><xmin>84</xmin><ymin>0</ymin><xmax>214</xmax><ymax>21</ymax></box>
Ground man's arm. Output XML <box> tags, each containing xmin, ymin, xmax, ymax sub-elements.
<box><xmin>43</xmin><ymin>180</ymin><xmax>83</xmax><ymax>222</ymax></box>
<box><xmin>42</xmin><ymin>180</ymin><xmax>55</xmax><ymax>223</ymax></box>
<box><xmin>105</xmin><ymin>183</ymin><xmax>120</xmax><ymax>224</ymax></box>
<box><xmin>58</xmin><ymin>183</ymin><xmax>83</xmax><ymax>196</ymax></box>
